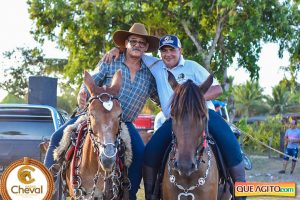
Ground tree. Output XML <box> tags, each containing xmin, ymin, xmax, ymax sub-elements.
<box><xmin>0</xmin><ymin>46</ymin><xmax>78</xmax><ymax>113</ymax></box>
<box><xmin>0</xmin><ymin>47</ymin><xmax>68</xmax><ymax>97</ymax></box>
<box><xmin>1</xmin><ymin>47</ymin><xmax>44</xmax><ymax>98</ymax></box>
<box><xmin>1</xmin><ymin>94</ymin><xmax>26</xmax><ymax>104</ymax></box>
<box><xmin>27</xmin><ymin>0</ymin><xmax>300</xmax><ymax>85</ymax></box>
<box><xmin>233</xmin><ymin>81</ymin><xmax>267</xmax><ymax>117</ymax></box>
<box><xmin>266</xmin><ymin>79</ymin><xmax>300</xmax><ymax>114</ymax></box>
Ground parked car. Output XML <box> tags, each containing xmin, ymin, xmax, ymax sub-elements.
<box><xmin>0</xmin><ymin>104</ymin><xmax>68</xmax><ymax>174</ymax></box>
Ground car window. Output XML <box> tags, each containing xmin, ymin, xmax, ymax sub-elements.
<box><xmin>0</xmin><ymin>118</ymin><xmax>55</xmax><ymax>140</ymax></box>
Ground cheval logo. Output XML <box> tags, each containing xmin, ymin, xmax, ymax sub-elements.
<box><xmin>18</xmin><ymin>166</ymin><xmax>35</xmax><ymax>184</ymax></box>
<box><xmin>0</xmin><ymin>157</ymin><xmax>54</xmax><ymax>200</ymax></box>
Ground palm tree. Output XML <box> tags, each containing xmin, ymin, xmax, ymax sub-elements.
<box><xmin>233</xmin><ymin>80</ymin><xmax>267</xmax><ymax>118</ymax></box>
<box><xmin>266</xmin><ymin>82</ymin><xmax>292</xmax><ymax>114</ymax></box>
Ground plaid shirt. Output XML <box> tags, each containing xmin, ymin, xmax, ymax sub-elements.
<box><xmin>82</xmin><ymin>53</ymin><xmax>157</xmax><ymax>122</ymax></box>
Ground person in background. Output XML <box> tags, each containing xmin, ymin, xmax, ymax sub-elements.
<box><xmin>279</xmin><ymin>119</ymin><xmax>300</xmax><ymax>174</ymax></box>
<box><xmin>214</xmin><ymin>101</ymin><xmax>222</xmax><ymax>113</ymax></box>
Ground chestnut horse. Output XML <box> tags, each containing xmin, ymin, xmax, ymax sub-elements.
<box><xmin>162</xmin><ymin>72</ymin><xmax>219</xmax><ymax>200</ymax></box>
<box><xmin>65</xmin><ymin>70</ymin><xmax>130</xmax><ymax>199</ymax></box>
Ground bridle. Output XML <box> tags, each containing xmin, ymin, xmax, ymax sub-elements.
<box><xmin>168</xmin><ymin>124</ymin><xmax>213</xmax><ymax>200</ymax></box>
<box><xmin>87</xmin><ymin>92</ymin><xmax>121</xmax><ymax>159</ymax></box>
<box><xmin>71</xmin><ymin>92</ymin><xmax>130</xmax><ymax>200</ymax></box>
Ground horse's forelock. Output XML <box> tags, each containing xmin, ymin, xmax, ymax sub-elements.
<box><xmin>171</xmin><ymin>80</ymin><xmax>208</xmax><ymax>122</ymax></box>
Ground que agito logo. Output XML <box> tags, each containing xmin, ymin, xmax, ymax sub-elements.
<box><xmin>0</xmin><ymin>157</ymin><xmax>54</xmax><ymax>200</ymax></box>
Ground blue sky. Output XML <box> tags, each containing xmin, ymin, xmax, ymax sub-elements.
<box><xmin>0</xmin><ymin>0</ymin><xmax>292</xmax><ymax>100</ymax></box>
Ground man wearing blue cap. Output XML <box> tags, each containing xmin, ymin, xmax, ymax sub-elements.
<box><xmin>144</xmin><ymin>35</ymin><xmax>245</xmax><ymax>200</ymax></box>
<box><xmin>104</xmin><ymin>34</ymin><xmax>246</xmax><ymax>200</ymax></box>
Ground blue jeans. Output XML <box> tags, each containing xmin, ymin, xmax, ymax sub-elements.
<box><xmin>44</xmin><ymin>117</ymin><xmax>144</xmax><ymax>200</ymax></box>
<box><xmin>44</xmin><ymin>116</ymin><xmax>80</xmax><ymax>168</ymax></box>
<box><xmin>144</xmin><ymin>109</ymin><xmax>243</xmax><ymax>169</ymax></box>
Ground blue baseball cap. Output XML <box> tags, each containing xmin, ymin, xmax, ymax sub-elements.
<box><xmin>159</xmin><ymin>35</ymin><xmax>182</xmax><ymax>50</ymax></box>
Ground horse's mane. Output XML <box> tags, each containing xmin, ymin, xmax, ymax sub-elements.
<box><xmin>170</xmin><ymin>80</ymin><xmax>208</xmax><ymax>122</ymax></box>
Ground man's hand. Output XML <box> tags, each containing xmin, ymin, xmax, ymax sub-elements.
<box><xmin>101</xmin><ymin>47</ymin><xmax>121</xmax><ymax>63</ymax></box>
<box><xmin>77</xmin><ymin>90</ymin><xmax>88</xmax><ymax>110</ymax></box>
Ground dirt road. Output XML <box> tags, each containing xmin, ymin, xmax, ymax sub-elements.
<box><xmin>137</xmin><ymin>155</ymin><xmax>300</xmax><ymax>200</ymax></box>
<box><xmin>245</xmin><ymin>155</ymin><xmax>300</xmax><ymax>200</ymax></box>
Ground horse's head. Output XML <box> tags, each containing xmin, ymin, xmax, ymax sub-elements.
<box><xmin>84</xmin><ymin>70</ymin><xmax>122</xmax><ymax>171</ymax></box>
<box><xmin>168</xmin><ymin>71</ymin><xmax>213</xmax><ymax>176</ymax></box>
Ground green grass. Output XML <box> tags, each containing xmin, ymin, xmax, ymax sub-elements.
<box><xmin>137</xmin><ymin>183</ymin><xmax>145</xmax><ymax>200</ymax></box>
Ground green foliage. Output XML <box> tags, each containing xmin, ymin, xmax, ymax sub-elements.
<box><xmin>266</xmin><ymin>82</ymin><xmax>291</xmax><ymax>114</ymax></box>
<box><xmin>1</xmin><ymin>94</ymin><xmax>26</xmax><ymax>104</ymax></box>
<box><xmin>27</xmin><ymin>0</ymin><xmax>300</xmax><ymax>84</ymax></box>
<box><xmin>233</xmin><ymin>80</ymin><xmax>268</xmax><ymax>117</ymax></box>
<box><xmin>1</xmin><ymin>47</ymin><xmax>44</xmax><ymax>98</ymax></box>
<box><xmin>0</xmin><ymin>47</ymin><xmax>68</xmax><ymax>99</ymax></box>
<box><xmin>236</xmin><ymin>115</ymin><xmax>283</xmax><ymax>153</ymax></box>
<box><xmin>265</xmin><ymin>79</ymin><xmax>300</xmax><ymax>115</ymax></box>
<box><xmin>57</xmin><ymin>82</ymin><xmax>79</xmax><ymax>114</ymax></box>
<box><xmin>141</xmin><ymin>99</ymin><xmax>160</xmax><ymax>115</ymax></box>
<box><xmin>57</xmin><ymin>96</ymin><xmax>76</xmax><ymax>114</ymax></box>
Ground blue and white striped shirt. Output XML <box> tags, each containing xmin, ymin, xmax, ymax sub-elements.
<box><xmin>82</xmin><ymin>53</ymin><xmax>157</xmax><ymax>122</ymax></box>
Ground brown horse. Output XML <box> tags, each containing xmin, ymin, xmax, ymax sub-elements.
<box><xmin>162</xmin><ymin>72</ymin><xmax>219</xmax><ymax>200</ymax></box>
<box><xmin>65</xmin><ymin>70</ymin><xmax>130</xmax><ymax>199</ymax></box>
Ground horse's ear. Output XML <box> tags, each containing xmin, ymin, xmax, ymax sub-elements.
<box><xmin>83</xmin><ymin>71</ymin><xmax>96</xmax><ymax>95</ymax></box>
<box><xmin>110</xmin><ymin>69</ymin><xmax>122</xmax><ymax>95</ymax></box>
<box><xmin>167</xmin><ymin>71</ymin><xmax>178</xmax><ymax>91</ymax></box>
<box><xmin>199</xmin><ymin>74</ymin><xmax>214</xmax><ymax>94</ymax></box>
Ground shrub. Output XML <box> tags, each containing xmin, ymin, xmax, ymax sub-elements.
<box><xmin>236</xmin><ymin>115</ymin><xmax>283</xmax><ymax>154</ymax></box>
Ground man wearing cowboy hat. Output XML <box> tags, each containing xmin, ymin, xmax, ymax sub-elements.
<box><xmin>44</xmin><ymin>23</ymin><xmax>160</xmax><ymax>200</ymax></box>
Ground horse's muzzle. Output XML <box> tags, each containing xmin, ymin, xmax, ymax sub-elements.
<box><xmin>99</xmin><ymin>143</ymin><xmax>117</xmax><ymax>170</ymax></box>
<box><xmin>173</xmin><ymin>160</ymin><xmax>196</xmax><ymax>176</ymax></box>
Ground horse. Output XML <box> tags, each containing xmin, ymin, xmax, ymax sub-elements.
<box><xmin>161</xmin><ymin>72</ymin><xmax>219</xmax><ymax>200</ymax></box>
<box><xmin>62</xmin><ymin>70</ymin><xmax>131</xmax><ymax>199</ymax></box>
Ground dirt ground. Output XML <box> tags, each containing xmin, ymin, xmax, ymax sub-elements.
<box><xmin>245</xmin><ymin>155</ymin><xmax>300</xmax><ymax>200</ymax></box>
<box><xmin>137</xmin><ymin>155</ymin><xmax>300</xmax><ymax>200</ymax></box>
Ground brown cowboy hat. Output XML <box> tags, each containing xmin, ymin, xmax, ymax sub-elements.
<box><xmin>112</xmin><ymin>23</ymin><xmax>159</xmax><ymax>52</ymax></box>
